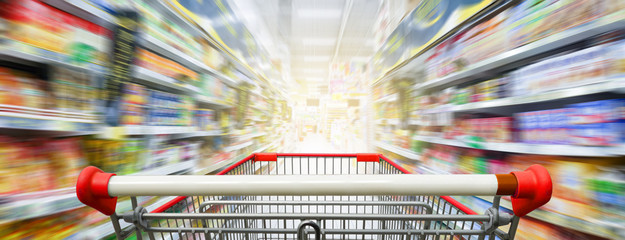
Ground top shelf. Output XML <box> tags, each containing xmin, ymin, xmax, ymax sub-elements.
<box><xmin>413</xmin><ymin>10</ymin><xmax>625</xmax><ymax>91</ymax></box>
<box><xmin>137</xmin><ymin>33</ymin><xmax>239</xmax><ymax>86</ymax></box>
<box><xmin>43</xmin><ymin>0</ymin><xmax>241</xmax><ymax>87</ymax></box>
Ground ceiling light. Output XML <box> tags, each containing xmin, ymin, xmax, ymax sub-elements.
<box><xmin>297</xmin><ymin>9</ymin><xmax>342</xmax><ymax>18</ymax></box>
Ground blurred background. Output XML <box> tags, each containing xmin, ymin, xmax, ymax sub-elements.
<box><xmin>0</xmin><ymin>0</ymin><xmax>625</xmax><ymax>239</ymax></box>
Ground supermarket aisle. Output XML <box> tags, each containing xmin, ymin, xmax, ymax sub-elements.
<box><xmin>295</xmin><ymin>133</ymin><xmax>341</xmax><ymax>153</ymax></box>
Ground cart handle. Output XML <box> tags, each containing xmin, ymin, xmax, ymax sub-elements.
<box><xmin>76</xmin><ymin>154</ymin><xmax>551</xmax><ymax>217</ymax></box>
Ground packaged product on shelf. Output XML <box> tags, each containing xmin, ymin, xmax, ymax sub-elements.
<box><xmin>135</xmin><ymin>48</ymin><xmax>199</xmax><ymax>83</ymax></box>
<box><xmin>46</xmin><ymin>138</ymin><xmax>86</xmax><ymax>187</ymax></box>
<box><xmin>194</xmin><ymin>109</ymin><xmax>216</xmax><ymax>131</ymax></box>
<box><xmin>0</xmin><ymin>0</ymin><xmax>111</xmax><ymax>67</ymax></box>
<box><xmin>50</xmin><ymin>67</ymin><xmax>95</xmax><ymax>113</ymax></box>
<box><xmin>134</xmin><ymin>0</ymin><xmax>203</xmax><ymax>61</ymax></box>
<box><xmin>586</xmin><ymin>166</ymin><xmax>625</xmax><ymax>213</ymax></box>
<box><xmin>0</xmin><ymin>137</ymin><xmax>87</xmax><ymax>194</ymax></box>
<box><xmin>567</xmin><ymin>99</ymin><xmax>625</xmax><ymax>146</ymax></box>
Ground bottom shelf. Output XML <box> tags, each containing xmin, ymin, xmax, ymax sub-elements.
<box><xmin>472</xmin><ymin>196</ymin><xmax>625</xmax><ymax>239</ymax></box>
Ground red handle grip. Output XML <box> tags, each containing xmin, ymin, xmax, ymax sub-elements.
<box><xmin>510</xmin><ymin>164</ymin><xmax>553</xmax><ymax>217</ymax></box>
<box><xmin>76</xmin><ymin>166</ymin><xmax>117</xmax><ymax>216</ymax></box>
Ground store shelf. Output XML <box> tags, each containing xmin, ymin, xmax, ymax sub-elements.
<box><xmin>129</xmin><ymin>160</ymin><xmax>196</xmax><ymax>176</ymax></box>
<box><xmin>138</xmin><ymin>33</ymin><xmax>207</xmax><ymax>72</ymax></box>
<box><xmin>99</xmin><ymin>126</ymin><xmax>197</xmax><ymax>138</ymax></box>
<box><xmin>0</xmin><ymin>110</ymin><xmax>99</xmax><ymax>133</ymax></box>
<box><xmin>138</xmin><ymin>32</ymin><xmax>239</xmax><ymax>86</ymax></box>
<box><xmin>420</xmin><ymin>78</ymin><xmax>625</xmax><ymax>114</ymax></box>
<box><xmin>0</xmin><ymin>188</ymin><xmax>82</xmax><ymax>224</ymax></box>
<box><xmin>132</xmin><ymin>66</ymin><xmax>199</xmax><ymax>93</ymax></box>
<box><xmin>237</xmin><ymin>132</ymin><xmax>267</xmax><ymax>141</ymax></box>
<box><xmin>374</xmin><ymin>94</ymin><xmax>398</xmax><ymax>103</ymax></box>
<box><xmin>414</xmin><ymin>135</ymin><xmax>620</xmax><ymax>157</ymax></box>
<box><xmin>42</xmin><ymin>0</ymin><xmax>115</xmax><ymax>29</ymax></box>
<box><xmin>146</xmin><ymin>0</ymin><xmax>241</xmax><ymax>87</ymax></box>
<box><xmin>414</xmin><ymin>10</ymin><xmax>625</xmax><ymax>91</ymax></box>
<box><xmin>195</xmin><ymin>95</ymin><xmax>234</xmax><ymax>108</ymax></box>
<box><xmin>176</xmin><ymin>130</ymin><xmax>224</xmax><ymax>138</ymax></box>
<box><xmin>223</xmin><ymin>141</ymin><xmax>254</xmax><ymax>153</ymax></box>
<box><xmin>474</xmin><ymin>196</ymin><xmax>624</xmax><ymax>239</ymax></box>
<box><xmin>0</xmin><ymin>48</ymin><xmax>105</xmax><ymax>73</ymax></box>
<box><xmin>374</xmin><ymin>141</ymin><xmax>421</xmax><ymax>160</ymax></box>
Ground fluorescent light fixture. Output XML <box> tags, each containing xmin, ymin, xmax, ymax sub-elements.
<box><xmin>302</xmin><ymin>38</ymin><xmax>336</xmax><ymax>46</ymax></box>
<box><xmin>297</xmin><ymin>9</ymin><xmax>342</xmax><ymax>18</ymax></box>
<box><xmin>303</xmin><ymin>56</ymin><xmax>331</xmax><ymax>62</ymax></box>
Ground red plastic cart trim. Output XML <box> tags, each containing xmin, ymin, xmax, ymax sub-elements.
<box><xmin>510</xmin><ymin>164</ymin><xmax>552</xmax><ymax>217</ymax></box>
<box><xmin>76</xmin><ymin>166</ymin><xmax>118</xmax><ymax>216</ymax></box>
<box><xmin>255</xmin><ymin>152</ymin><xmax>277</xmax><ymax>161</ymax></box>
<box><xmin>276</xmin><ymin>153</ymin><xmax>359</xmax><ymax>157</ymax></box>
<box><xmin>378</xmin><ymin>154</ymin><xmax>411</xmax><ymax>174</ymax></box>
<box><xmin>356</xmin><ymin>153</ymin><xmax>380</xmax><ymax>162</ymax></box>
<box><xmin>151</xmin><ymin>154</ymin><xmax>256</xmax><ymax>213</ymax></box>
<box><xmin>378</xmin><ymin>154</ymin><xmax>479</xmax><ymax>215</ymax></box>
<box><xmin>151</xmin><ymin>196</ymin><xmax>187</xmax><ymax>213</ymax></box>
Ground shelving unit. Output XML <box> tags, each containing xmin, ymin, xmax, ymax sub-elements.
<box><xmin>474</xmin><ymin>196</ymin><xmax>623</xmax><ymax>239</ymax></box>
<box><xmin>413</xmin><ymin>135</ymin><xmax>620</xmax><ymax>157</ymax></box>
<box><xmin>131</xmin><ymin>66</ymin><xmax>200</xmax><ymax>93</ymax></box>
<box><xmin>0</xmin><ymin>0</ymin><xmax>291</xmax><ymax>239</ymax></box>
<box><xmin>370</xmin><ymin>3</ymin><xmax>625</xmax><ymax>240</ymax></box>
<box><xmin>420</xmin><ymin>78</ymin><xmax>625</xmax><ymax>115</ymax></box>
<box><xmin>0</xmin><ymin>48</ymin><xmax>105</xmax><ymax>73</ymax></box>
<box><xmin>412</xmin><ymin>10</ymin><xmax>625</xmax><ymax>92</ymax></box>
<box><xmin>374</xmin><ymin>141</ymin><xmax>420</xmax><ymax>160</ymax></box>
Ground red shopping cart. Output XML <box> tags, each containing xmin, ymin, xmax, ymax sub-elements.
<box><xmin>77</xmin><ymin>153</ymin><xmax>552</xmax><ymax>240</ymax></box>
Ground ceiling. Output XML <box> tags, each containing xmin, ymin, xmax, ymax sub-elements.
<box><xmin>229</xmin><ymin>0</ymin><xmax>387</xmax><ymax>87</ymax></box>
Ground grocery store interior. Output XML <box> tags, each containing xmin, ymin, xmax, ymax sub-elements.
<box><xmin>1</xmin><ymin>0</ymin><xmax>625</xmax><ymax>239</ymax></box>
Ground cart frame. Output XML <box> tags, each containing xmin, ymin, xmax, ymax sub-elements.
<box><xmin>77</xmin><ymin>153</ymin><xmax>552</xmax><ymax>240</ymax></box>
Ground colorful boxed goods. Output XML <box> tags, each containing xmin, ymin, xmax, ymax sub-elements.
<box><xmin>0</xmin><ymin>66</ymin><xmax>95</xmax><ymax>113</ymax></box>
<box><xmin>567</xmin><ymin>99</ymin><xmax>625</xmax><ymax>146</ymax></box>
<box><xmin>120</xmin><ymin>83</ymin><xmax>147</xmax><ymax>125</ymax></box>
<box><xmin>0</xmin><ymin>67</ymin><xmax>48</xmax><ymax>109</ymax></box>
<box><xmin>0</xmin><ymin>136</ymin><xmax>85</xmax><ymax>194</ymax></box>
<box><xmin>0</xmin><ymin>208</ymin><xmax>94</xmax><ymax>239</ymax></box>
<box><xmin>512</xmin><ymin>44</ymin><xmax>610</xmax><ymax>96</ymax></box>
<box><xmin>133</xmin><ymin>0</ymin><xmax>204</xmax><ymax>60</ymax></box>
<box><xmin>194</xmin><ymin>109</ymin><xmax>217</xmax><ymax>131</ymax></box>
<box><xmin>50</xmin><ymin>67</ymin><xmax>95</xmax><ymax>113</ymax></box>
<box><xmin>516</xmin><ymin>99</ymin><xmax>625</xmax><ymax>146</ymax></box>
<box><xmin>135</xmin><ymin>48</ymin><xmax>199</xmax><ymax>83</ymax></box>
<box><xmin>84</xmin><ymin>138</ymin><xmax>144</xmax><ymax>175</ymax></box>
<box><xmin>447</xmin><ymin>116</ymin><xmax>513</xmax><ymax>143</ymax></box>
<box><xmin>422</xmin><ymin>0</ymin><xmax>624</xmax><ymax>83</ymax></box>
<box><xmin>0</xmin><ymin>0</ymin><xmax>111</xmax><ymax>68</ymax></box>
<box><xmin>146</xmin><ymin>89</ymin><xmax>193</xmax><ymax>126</ymax></box>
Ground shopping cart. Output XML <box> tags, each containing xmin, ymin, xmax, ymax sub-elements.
<box><xmin>77</xmin><ymin>153</ymin><xmax>552</xmax><ymax>240</ymax></box>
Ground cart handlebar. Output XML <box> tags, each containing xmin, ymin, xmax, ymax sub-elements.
<box><xmin>76</xmin><ymin>153</ymin><xmax>551</xmax><ymax>217</ymax></box>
